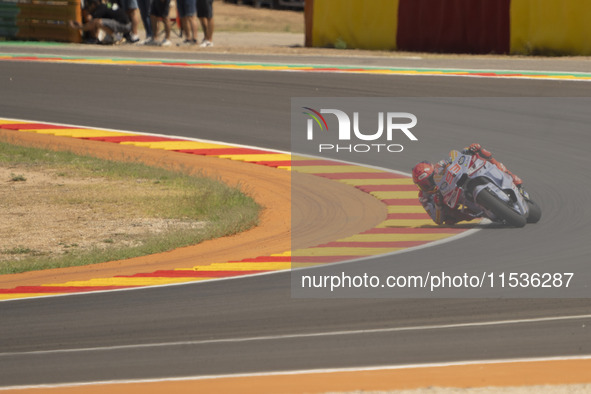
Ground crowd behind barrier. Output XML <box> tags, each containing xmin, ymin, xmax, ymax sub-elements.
<box><xmin>0</xmin><ymin>0</ymin><xmax>214</xmax><ymax>46</ymax></box>
<box><xmin>2</xmin><ymin>0</ymin><xmax>589</xmax><ymax>56</ymax></box>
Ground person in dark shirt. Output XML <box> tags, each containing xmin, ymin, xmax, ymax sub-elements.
<box><xmin>69</xmin><ymin>0</ymin><xmax>131</xmax><ymax>44</ymax></box>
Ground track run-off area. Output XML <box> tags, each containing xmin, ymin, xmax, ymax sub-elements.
<box><xmin>0</xmin><ymin>118</ymin><xmax>468</xmax><ymax>299</ymax></box>
<box><xmin>1</xmin><ymin>46</ymin><xmax>591</xmax><ymax>392</ymax></box>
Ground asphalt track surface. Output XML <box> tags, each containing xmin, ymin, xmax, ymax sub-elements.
<box><xmin>1</xmin><ymin>47</ymin><xmax>591</xmax><ymax>387</ymax></box>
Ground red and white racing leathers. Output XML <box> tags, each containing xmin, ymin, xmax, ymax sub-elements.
<box><xmin>417</xmin><ymin>145</ymin><xmax>521</xmax><ymax>225</ymax></box>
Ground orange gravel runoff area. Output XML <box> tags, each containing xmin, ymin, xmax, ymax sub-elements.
<box><xmin>4</xmin><ymin>358</ymin><xmax>591</xmax><ymax>393</ymax></box>
<box><xmin>0</xmin><ymin>128</ymin><xmax>290</xmax><ymax>287</ymax></box>
<box><xmin>0</xmin><ymin>118</ymin><xmax>477</xmax><ymax>299</ymax></box>
<box><xmin>0</xmin><ymin>122</ymin><xmax>389</xmax><ymax>292</ymax></box>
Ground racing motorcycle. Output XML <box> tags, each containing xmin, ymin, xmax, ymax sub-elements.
<box><xmin>436</xmin><ymin>150</ymin><xmax>542</xmax><ymax>227</ymax></box>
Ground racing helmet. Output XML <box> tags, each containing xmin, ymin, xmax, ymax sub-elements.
<box><xmin>412</xmin><ymin>161</ymin><xmax>436</xmax><ymax>192</ymax></box>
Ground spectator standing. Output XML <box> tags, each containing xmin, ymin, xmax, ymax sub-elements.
<box><xmin>176</xmin><ymin>0</ymin><xmax>198</xmax><ymax>45</ymax></box>
<box><xmin>144</xmin><ymin>0</ymin><xmax>172</xmax><ymax>46</ymax></box>
<box><xmin>120</xmin><ymin>0</ymin><xmax>142</xmax><ymax>42</ymax></box>
<box><xmin>197</xmin><ymin>0</ymin><xmax>213</xmax><ymax>47</ymax></box>
<box><xmin>137</xmin><ymin>0</ymin><xmax>153</xmax><ymax>40</ymax></box>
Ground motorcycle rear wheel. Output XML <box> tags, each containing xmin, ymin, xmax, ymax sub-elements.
<box><xmin>476</xmin><ymin>189</ymin><xmax>527</xmax><ymax>228</ymax></box>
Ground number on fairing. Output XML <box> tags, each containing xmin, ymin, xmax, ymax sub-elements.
<box><xmin>445</xmin><ymin>164</ymin><xmax>461</xmax><ymax>183</ymax></box>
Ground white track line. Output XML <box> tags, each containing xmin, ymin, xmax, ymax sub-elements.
<box><xmin>1</xmin><ymin>313</ymin><xmax>590</xmax><ymax>358</ymax></box>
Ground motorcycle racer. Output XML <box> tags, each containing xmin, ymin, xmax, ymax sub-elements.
<box><xmin>412</xmin><ymin>143</ymin><xmax>522</xmax><ymax>225</ymax></box>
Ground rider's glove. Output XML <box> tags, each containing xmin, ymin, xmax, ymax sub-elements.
<box><xmin>467</xmin><ymin>143</ymin><xmax>481</xmax><ymax>154</ymax></box>
<box><xmin>465</xmin><ymin>143</ymin><xmax>494</xmax><ymax>160</ymax></box>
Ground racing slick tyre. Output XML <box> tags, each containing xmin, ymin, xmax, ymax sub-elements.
<box><xmin>476</xmin><ymin>189</ymin><xmax>527</xmax><ymax>228</ymax></box>
<box><xmin>526</xmin><ymin>199</ymin><xmax>542</xmax><ymax>223</ymax></box>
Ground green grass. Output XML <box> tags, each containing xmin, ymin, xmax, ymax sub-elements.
<box><xmin>0</xmin><ymin>142</ymin><xmax>262</xmax><ymax>274</ymax></box>
<box><xmin>9</xmin><ymin>173</ymin><xmax>26</xmax><ymax>181</ymax></box>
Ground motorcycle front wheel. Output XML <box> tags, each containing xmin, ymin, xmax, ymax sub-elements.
<box><xmin>526</xmin><ymin>199</ymin><xmax>542</xmax><ymax>223</ymax></box>
<box><xmin>476</xmin><ymin>189</ymin><xmax>527</xmax><ymax>228</ymax></box>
